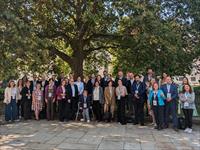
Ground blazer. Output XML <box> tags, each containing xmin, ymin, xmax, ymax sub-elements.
<box><xmin>132</xmin><ymin>81</ymin><xmax>146</xmax><ymax>100</ymax></box>
<box><xmin>179</xmin><ymin>92</ymin><xmax>195</xmax><ymax>109</ymax></box>
<box><xmin>66</xmin><ymin>84</ymin><xmax>79</xmax><ymax>100</ymax></box>
<box><xmin>45</xmin><ymin>85</ymin><xmax>57</xmax><ymax>100</ymax></box>
<box><xmin>114</xmin><ymin>76</ymin><xmax>127</xmax><ymax>87</ymax></box>
<box><xmin>86</xmin><ymin>79</ymin><xmax>95</xmax><ymax>95</ymax></box>
<box><xmin>160</xmin><ymin>83</ymin><xmax>178</xmax><ymax>101</ymax></box>
<box><xmin>126</xmin><ymin>79</ymin><xmax>134</xmax><ymax>94</ymax></box>
<box><xmin>104</xmin><ymin>87</ymin><xmax>116</xmax><ymax>105</ymax></box>
<box><xmin>4</xmin><ymin>87</ymin><xmax>18</xmax><ymax>104</ymax></box>
<box><xmin>21</xmin><ymin>86</ymin><xmax>33</xmax><ymax>101</ymax></box>
<box><xmin>56</xmin><ymin>86</ymin><xmax>66</xmax><ymax>100</ymax></box>
<box><xmin>148</xmin><ymin>89</ymin><xmax>166</xmax><ymax>106</ymax></box>
<box><xmin>92</xmin><ymin>86</ymin><xmax>104</xmax><ymax>104</ymax></box>
<box><xmin>79</xmin><ymin>95</ymin><xmax>91</xmax><ymax>109</ymax></box>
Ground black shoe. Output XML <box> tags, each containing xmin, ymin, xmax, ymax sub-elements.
<box><xmin>173</xmin><ymin>127</ymin><xmax>179</xmax><ymax>132</ymax></box>
<box><xmin>164</xmin><ymin>125</ymin><xmax>168</xmax><ymax>129</ymax></box>
<box><xmin>154</xmin><ymin>126</ymin><xmax>158</xmax><ymax>129</ymax></box>
<box><xmin>133</xmin><ymin>122</ymin><xmax>138</xmax><ymax>125</ymax></box>
<box><xmin>140</xmin><ymin>123</ymin><xmax>144</xmax><ymax>126</ymax></box>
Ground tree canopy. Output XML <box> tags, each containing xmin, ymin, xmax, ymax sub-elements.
<box><xmin>0</xmin><ymin>0</ymin><xmax>200</xmax><ymax>79</ymax></box>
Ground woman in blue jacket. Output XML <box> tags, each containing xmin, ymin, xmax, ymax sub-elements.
<box><xmin>148</xmin><ymin>82</ymin><xmax>166</xmax><ymax>130</ymax></box>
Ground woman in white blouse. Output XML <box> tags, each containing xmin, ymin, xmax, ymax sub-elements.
<box><xmin>92</xmin><ymin>81</ymin><xmax>103</xmax><ymax>122</ymax></box>
<box><xmin>116</xmin><ymin>79</ymin><xmax>128</xmax><ymax>125</ymax></box>
<box><xmin>4</xmin><ymin>80</ymin><xmax>18</xmax><ymax>122</ymax></box>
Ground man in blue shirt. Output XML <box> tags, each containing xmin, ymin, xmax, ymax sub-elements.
<box><xmin>161</xmin><ymin>76</ymin><xmax>178</xmax><ymax>131</ymax></box>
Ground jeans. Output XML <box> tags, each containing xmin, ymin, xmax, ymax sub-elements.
<box><xmin>5</xmin><ymin>98</ymin><xmax>17</xmax><ymax>121</ymax></box>
<box><xmin>82</xmin><ymin>108</ymin><xmax>90</xmax><ymax>121</ymax></box>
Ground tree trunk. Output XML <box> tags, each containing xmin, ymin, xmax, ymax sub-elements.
<box><xmin>69</xmin><ymin>54</ymin><xmax>84</xmax><ymax>80</ymax></box>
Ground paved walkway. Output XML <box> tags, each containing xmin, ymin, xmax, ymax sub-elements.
<box><xmin>0</xmin><ymin>121</ymin><xmax>200</xmax><ymax>150</ymax></box>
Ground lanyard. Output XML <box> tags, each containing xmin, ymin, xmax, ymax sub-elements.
<box><xmin>153</xmin><ymin>91</ymin><xmax>158</xmax><ymax>100</ymax></box>
<box><xmin>167</xmin><ymin>84</ymin><xmax>171</xmax><ymax>93</ymax></box>
<box><xmin>185</xmin><ymin>92</ymin><xmax>190</xmax><ymax>99</ymax></box>
<box><xmin>136</xmin><ymin>83</ymin><xmax>140</xmax><ymax>90</ymax></box>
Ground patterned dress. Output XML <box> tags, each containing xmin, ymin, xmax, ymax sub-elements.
<box><xmin>32</xmin><ymin>90</ymin><xmax>43</xmax><ymax>112</ymax></box>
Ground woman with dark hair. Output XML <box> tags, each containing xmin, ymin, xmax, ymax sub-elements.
<box><xmin>159</xmin><ymin>73</ymin><xmax>168</xmax><ymax>86</ymax></box>
<box><xmin>148</xmin><ymin>82</ymin><xmax>166</xmax><ymax>130</ymax></box>
<box><xmin>45</xmin><ymin>78</ymin><xmax>57</xmax><ymax>120</ymax></box>
<box><xmin>16</xmin><ymin>79</ymin><xmax>23</xmax><ymax>119</ymax></box>
<box><xmin>116</xmin><ymin>79</ymin><xmax>127</xmax><ymax>125</ymax></box>
<box><xmin>32</xmin><ymin>83</ymin><xmax>43</xmax><ymax>120</ymax></box>
<box><xmin>92</xmin><ymin>81</ymin><xmax>104</xmax><ymax>122</ymax></box>
<box><xmin>56</xmin><ymin>79</ymin><xmax>67</xmax><ymax>122</ymax></box>
<box><xmin>179</xmin><ymin>84</ymin><xmax>196</xmax><ymax>133</ymax></box>
<box><xmin>104</xmin><ymin>80</ymin><xmax>116</xmax><ymax>121</ymax></box>
<box><xmin>21</xmin><ymin>80</ymin><xmax>33</xmax><ymax>120</ymax></box>
<box><xmin>4</xmin><ymin>80</ymin><xmax>18</xmax><ymax>122</ymax></box>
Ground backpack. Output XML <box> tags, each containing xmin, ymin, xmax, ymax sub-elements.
<box><xmin>178</xmin><ymin>117</ymin><xmax>186</xmax><ymax>130</ymax></box>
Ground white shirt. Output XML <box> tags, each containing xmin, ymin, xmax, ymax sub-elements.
<box><xmin>11</xmin><ymin>88</ymin><xmax>17</xmax><ymax>99</ymax></box>
<box><xmin>93</xmin><ymin>87</ymin><xmax>100</xmax><ymax>101</ymax></box>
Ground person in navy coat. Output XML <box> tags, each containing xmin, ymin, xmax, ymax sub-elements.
<box><xmin>66</xmin><ymin>78</ymin><xmax>79</xmax><ymax>120</ymax></box>
<box><xmin>161</xmin><ymin>76</ymin><xmax>178</xmax><ymax>131</ymax></box>
<box><xmin>132</xmin><ymin>74</ymin><xmax>146</xmax><ymax>126</ymax></box>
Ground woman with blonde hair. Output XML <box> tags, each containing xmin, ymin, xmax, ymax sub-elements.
<box><xmin>4</xmin><ymin>80</ymin><xmax>18</xmax><ymax>122</ymax></box>
<box><xmin>104</xmin><ymin>80</ymin><xmax>115</xmax><ymax>122</ymax></box>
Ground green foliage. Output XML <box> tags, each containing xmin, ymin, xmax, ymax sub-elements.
<box><xmin>0</xmin><ymin>0</ymin><xmax>199</xmax><ymax>79</ymax></box>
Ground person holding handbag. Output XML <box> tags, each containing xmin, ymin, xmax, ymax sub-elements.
<box><xmin>179</xmin><ymin>84</ymin><xmax>196</xmax><ymax>134</ymax></box>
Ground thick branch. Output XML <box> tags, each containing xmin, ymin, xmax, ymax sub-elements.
<box><xmin>84</xmin><ymin>45</ymin><xmax>118</xmax><ymax>54</ymax></box>
<box><xmin>49</xmin><ymin>46</ymin><xmax>73</xmax><ymax>64</ymax></box>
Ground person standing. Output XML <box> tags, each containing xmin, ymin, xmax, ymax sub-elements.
<box><xmin>45</xmin><ymin>78</ymin><xmax>57</xmax><ymax>120</ymax></box>
<box><xmin>179</xmin><ymin>84</ymin><xmax>196</xmax><ymax>133</ymax></box>
<box><xmin>56</xmin><ymin>80</ymin><xmax>67</xmax><ymax>122</ymax></box>
<box><xmin>148</xmin><ymin>82</ymin><xmax>166</xmax><ymax>130</ymax></box>
<box><xmin>21</xmin><ymin>80</ymin><xmax>33</xmax><ymax>120</ymax></box>
<box><xmin>126</xmin><ymin>72</ymin><xmax>135</xmax><ymax>115</ymax></box>
<box><xmin>86</xmin><ymin>74</ymin><xmax>96</xmax><ymax>96</ymax></box>
<box><xmin>4</xmin><ymin>80</ymin><xmax>18</xmax><ymax>122</ymax></box>
<box><xmin>101</xmin><ymin>70</ymin><xmax>109</xmax><ymax>91</ymax></box>
<box><xmin>79</xmin><ymin>90</ymin><xmax>91</xmax><ymax>123</ymax></box>
<box><xmin>16</xmin><ymin>79</ymin><xmax>23</xmax><ymax>119</ymax></box>
<box><xmin>92</xmin><ymin>81</ymin><xmax>104</xmax><ymax>122</ymax></box>
<box><xmin>132</xmin><ymin>75</ymin><xmax>146</xmax><ymax>126</ymax></box>
<box><xmin>75</xmin><ymin>76</ymin><xmax>84</xmax><ymax>96</ymax></box>
<box><xmin>32</xmin><ymin>83</ymin><xmax>43</xmax><ymax>120</ymax></box>
<box><xmin>161</xmin><ymin>76</ymin><xmax>178</xmax><ymax>131</ymax></box>
<box><xmin>104</xmin><ymin>80</ymin><xmax>116</xmax><ymax>122</ymax></box>
<box><xmin>115</xmin><ymin>70</ymin><xmax>127</xmax><ymax>87</ymax></box>
<box><xmin>66</xmin><ymin>78</ymin><xmax>79</xmax><ymax>120</ymax></box>
<box><xmin>116</xmin><ymin>79</ymin><xmax>128</xmax><ymax>125</ymax></box>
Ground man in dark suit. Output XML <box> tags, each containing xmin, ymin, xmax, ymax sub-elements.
<box><xmin>115</xmin><ymin>70</ymin><xmax>127</xmax><ymax>87</ymax></box>
<box><xmin>66</xmin><ymin>78</ymin><xmax>79</xmax><ymax>120</ymax></box>
<box><xmin>126</xmin><ymin>72</ymin><xmax>135</xmax><ymax>115</ymax></box>
<box><xmin>161</xmin><ymin>76</ymin><xmax>178</xmax><ymax>131</ymax></box>
<box><xmin>143</xmin><ymin>68</ymin><xmax>155</xmax><ymax>83</ymax></box>
<box><xmin>132</xmin><ymin>74</ymin><xmax>146</xmax><ymax>126</ymax></box>
<box><xmin>100</xmin><ymin>70</ymin><xmax>109</xmax><ymax>91</ymax></box>
<box><xmin>86</xmin><ymin>74</ymin><xmax>96</xmax><ymax>96</ymax></box>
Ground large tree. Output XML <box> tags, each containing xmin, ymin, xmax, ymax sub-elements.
<box><xmin>0</xmin><ymin>0</ymin><xmax>200</xmax><ymax>79</ymax></box>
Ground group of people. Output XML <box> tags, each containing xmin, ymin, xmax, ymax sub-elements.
<box><xmin>3</xmin><ymin>69</ymin><xmax>197</xmax><ymax>133</ymax></box>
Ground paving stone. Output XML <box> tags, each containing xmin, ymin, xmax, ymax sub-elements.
<box><xmin>57</xmin><ymin>142</ymin><xmax>97</xmax><ymax>150</ymax></box>
<box><xmin>98</xmin><ymin>141</ymin><xmax>124</xmax><ymax>150</ymax></box>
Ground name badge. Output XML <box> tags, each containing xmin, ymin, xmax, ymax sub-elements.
<box><xmin>38</xmin><ymin>96</ymin><xmax>42</xmax><ymax>101</ymax></box>
<box><xmin>135</xmin><ymin>90</ymin><xmax>138</xmax><ymax>94</ymax></box>
<box><xmin>184</xmin><ymin>102</ymin><xmax>189</xmax><ymax>107</ymax></box>
<box><xmin>83</xmin><ymin>103</ymin><xmax>87</xmax><ymax>108</ymax></box>
<box><xmin>48</xmin><ymin>93</ymin><xmax>52</xmax><ymax>98</ymax></box>
<box><xmin>41</xmin><ymin>87</ymin><xmax>44</xmax><ymax>91</ymax></box>
<box><xmin>117</xmin><ymin>95</ymin><xmax>121</xmax><ymax>100</ymax></box>
<box><xmin>28</xmin><ymin>95</ymin><xmax>31</xmax><ymax>99</ymax></box>
<box><xmin>153</xmin><ymin>100</ymin><xmax>157</xmax><ymax>106</ymax></box>
<box><xmin>167</xmin><ymin>93</ymin><xmax>171</xmax><ymax>99</ymax></box>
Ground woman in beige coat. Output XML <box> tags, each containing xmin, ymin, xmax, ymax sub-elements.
<box><xmin>104</xmin><ymin>80</ymin><xmax>116</xmax><ymax>120</ymax></box>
